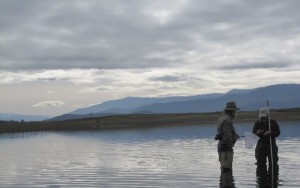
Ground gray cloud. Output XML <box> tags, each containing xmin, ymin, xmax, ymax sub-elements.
<box><xmin>215</xmin><ymin>61</ymin><xmax>292</xmax><ymax>70</ymax></box>
<box><xmin>1</xmin><ymin>0</ymin><xmax>300</xmax><ymax>70</ymax></box>
<box><xmin>149</xmin><ymin>75</ymin><xmax>183</xmax><ymax>82</ymax></box>
<box><xmin>32</xmin><ymin>100</ymin><xmax>66</xmax><ymax>108</ymax></box>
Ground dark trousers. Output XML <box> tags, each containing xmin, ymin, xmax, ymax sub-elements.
<box><xmin>255</xmin><ymin>143</ymin><xmax>278</xmax><ymax>167</ymax></box>
<box><xmin>256</xmin><ymin>162</ymin><xmax>279</xmax><ymax>188</ymax></box>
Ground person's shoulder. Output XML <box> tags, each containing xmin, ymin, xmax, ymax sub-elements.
<box><xmin>217</xmin><ymin>114</ymin><xmax>226</xmax><ymax>122</ymax></box>
<box><xmin>217</xmin><ymin>115</ymin><xmax>230</xmax><ymax>126</ymax></box>
<box><xmin>254</xmin><ymin>119</ymin><xmax>260</xmax><ymax>125</ymax></box>
<box><xmin>271</xmin><ymin>119</ymin><xmax>279</xmax><ymax>124</ymax></box>
<box><xmin>223</xmin><ymin>118</ymin><xmax>232</xmax><ymax>124</ymax></box>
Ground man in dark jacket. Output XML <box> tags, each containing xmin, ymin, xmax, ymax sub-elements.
<box><xmin>216</xmin><ymin>101</ymin><xmax>240</xmax><ymax>172</ymax></box>
<box><xmin>253</xmin><ymin>107</ymin><xmax>280</xmax><ymax>167</ymax></box>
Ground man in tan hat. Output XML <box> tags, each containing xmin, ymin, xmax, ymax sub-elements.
<box><xmin>215</xmin><ymin>101</ymin><xmax>240</xmax><ymax>172</ymax></box>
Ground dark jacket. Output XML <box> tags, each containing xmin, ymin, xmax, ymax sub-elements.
<box><xmin>217</xmin><ymin>112</ymin><xmax>239</xmax><ymax>151</ymax></box>
<box><xmin>253</xmin><ymin>118</ymin><xmax>280</xmax><ymax>146</ymax></box>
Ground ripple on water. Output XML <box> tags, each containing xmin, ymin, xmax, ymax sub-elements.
<box><xmin>0</xmin><ymin>124</ymin><xmax>300</xmax><ymax>187</ymax></box>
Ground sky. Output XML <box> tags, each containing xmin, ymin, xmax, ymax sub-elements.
<box><xmin>1</xmin><ymin>0</ymin><xmax>300</xmax><ymax>116</ymax></box>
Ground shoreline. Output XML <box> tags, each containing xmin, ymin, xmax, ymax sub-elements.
<box><xmin>1</xmin><ymin>109</ymin><xmax>300</xmax><ymax>133</ymax></box>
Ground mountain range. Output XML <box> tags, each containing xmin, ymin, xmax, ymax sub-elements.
<box><xmin>48</xmin><ymin>84</ymin><xmax>300</xmax><ymax>121</ymax></box>
<box><xmin>0</xmin><ymin>113</ymin><xmax>51</xmax><ymax>122</ymax></box>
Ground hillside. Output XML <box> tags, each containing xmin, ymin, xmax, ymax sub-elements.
<box><xmin>49</xmin><ymin>84</ymin><xmax>300</xmax><ymax>121</ymax></box>
<box><xmin>70</xmin><ymin>93</ymin><xmax>223</xmax><ymax>114</ymax></box>
<box><xmin>0</xmin><ymin>113</ymin><xmax>51</xmax><ymax>122</ymax></box>
<box><xmin>136</xmin><ymin>84</ymin><xmax>300</xmax><ymax>113</ymax></box>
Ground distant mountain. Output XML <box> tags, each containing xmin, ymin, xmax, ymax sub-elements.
<box><xmin>49</xmin><ymin>84</ymin><xmax>300</xmax><ymax>121</ymax></box>
<box><xmin>47</xmin><ymin>113</ymin><xmax>114</xmax><ymax>122</ymax></box>
<box><xmin>70</xmin><ymin>93</ymin><xmax>224</xmax><ymax>114</ymax></box>
<box><xmin>226</xmin><ymin>89</ymin><xmax>252</xmax><ymax>94</ymax></box>
<box><xmin>0</xmin><ymin>113</ymin><xmax>51</xmax><ymax>122</ymax></box>
<box><xmin>135</xmin><ymin>84</ymin><xmax>300</xmax><ymax>113</ymax></box>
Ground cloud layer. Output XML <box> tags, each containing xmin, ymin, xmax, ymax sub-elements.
<box><xmin>1</xmin><ymin>0</ymin><xmax>300</xmax><ymax>116</ymax></box>
<box><xmin>1</xmin><ymin>0</ymin><xmax>300</xmax><ymax>71</ymax></box>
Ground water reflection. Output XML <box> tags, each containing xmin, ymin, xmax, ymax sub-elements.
<box><xmin>0</xmin><ymin>123</ymin><xmax>299</xmax><ymax>187</ymax></box>
<box><xmin>219</xmin><ymin>170</ymin><xmax>235</xmax><ymax>188</ymax></box>
<box><xmin>256</xmin><ymin>164</ymin><xmax>279</xmax><ymax>188</ymax></box>
<box><xmin>0</xmin><ymin>131</ymin><xmax>47</xmax><ymax>140</ymax></box>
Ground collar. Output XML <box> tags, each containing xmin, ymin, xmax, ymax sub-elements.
<box><xmin>224</xmin><ymin>112</ymin><xmax>235</xmax><ymax>120</ymax></box>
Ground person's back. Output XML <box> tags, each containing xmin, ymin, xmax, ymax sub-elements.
<box><xmin>217</xmin><ymin>113</ymin><xmax>238</xmax><ymax>151</ymax></box>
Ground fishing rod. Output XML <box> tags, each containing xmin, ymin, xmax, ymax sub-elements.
<box><xmin>267</xmin><ymin>100</ymin><xmax>274</xmax><ymax>186</ymax></box>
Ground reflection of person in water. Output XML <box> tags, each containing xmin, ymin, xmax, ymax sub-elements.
<box><xmin>219</xmin><ymin>170</ymin><xmax>235</xmax><ymax>188</ymax></box>
<box><xmin>256</xmin><ymin>163</ymin><xmax>279</xmax><ymax>188</ymax></box>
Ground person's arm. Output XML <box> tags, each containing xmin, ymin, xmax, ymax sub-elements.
<box><xmin>263</xmin><ymin>119</ymin><xmax>280</xmax><ymax>137</ymax></box>
<box><xmin>270</xmin><ymin>119</ymin><xmax>280</xmax><ymax>137</ymax></box>
<box><xmin>252</xmin><ymin>121</ymin><xmax>262</xmax><ymax>137</ymax></box>
<box><xmin>253</xmin><ymin>121</ymin><xmax>258</xmax><ymax>134</ymax></box>
<box><xmin>253</xmin><ymin>120</ymin><xmax>264</xmax><ymax>137</ymax></box>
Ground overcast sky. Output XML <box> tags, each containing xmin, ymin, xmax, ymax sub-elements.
<box><xmin>1</xmin><ymin>0</ymin><xmax>300</xmax><ymax>116</ymax></box>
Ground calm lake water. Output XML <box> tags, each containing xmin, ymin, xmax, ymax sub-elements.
<box><xmin>0</xmin><ymin>121</ymin><xmax>300</xmax><ymax>187</ymax></box>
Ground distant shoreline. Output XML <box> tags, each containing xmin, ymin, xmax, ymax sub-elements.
<box><xmin>1</xmin><ymin>109</ymin><xmax>300</xmax><ymax>133</ymax></box>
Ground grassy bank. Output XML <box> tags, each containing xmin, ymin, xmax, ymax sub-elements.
<box><xmin>1</xmin><ymin>108</ymin><xmax>300</xmax><ymax>133</ymax></box>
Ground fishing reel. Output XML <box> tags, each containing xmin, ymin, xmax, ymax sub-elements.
<box><xmin>215</xmin><ymin>134</ymin><xmax>223</xmax><ymax>140</ymax></box>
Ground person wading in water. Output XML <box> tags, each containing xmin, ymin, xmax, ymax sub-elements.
<box><xmin>253</xmin><ymin>107</ymin><xmax>280</xmax><ymax>187</ymax></box>
<box><xmin>216</xmin><ymin>102</ymin><xmax>240</xmax><ymax>172</ymax></box>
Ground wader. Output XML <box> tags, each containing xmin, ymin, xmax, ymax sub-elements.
<box><xmin>217</xmin><ymin>113</ymin><xmax>238</xmax><ymax>171</ymax></box>
<box><xmin>218</xmin><ymin>145</ymin><xmax>234</xmax><ymax>171</ymax></box>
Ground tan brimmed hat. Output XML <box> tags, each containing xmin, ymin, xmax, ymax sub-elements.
<box><xmin>224</xmin><ymin>101</ymin><xmax>240</xmax><ymax>111</ymax></box>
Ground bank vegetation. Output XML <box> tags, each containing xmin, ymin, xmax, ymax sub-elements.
<box><xmin>1</xmin><ymin>108</ymin><xmax>300</xmax><ymax>133</ymax></box>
